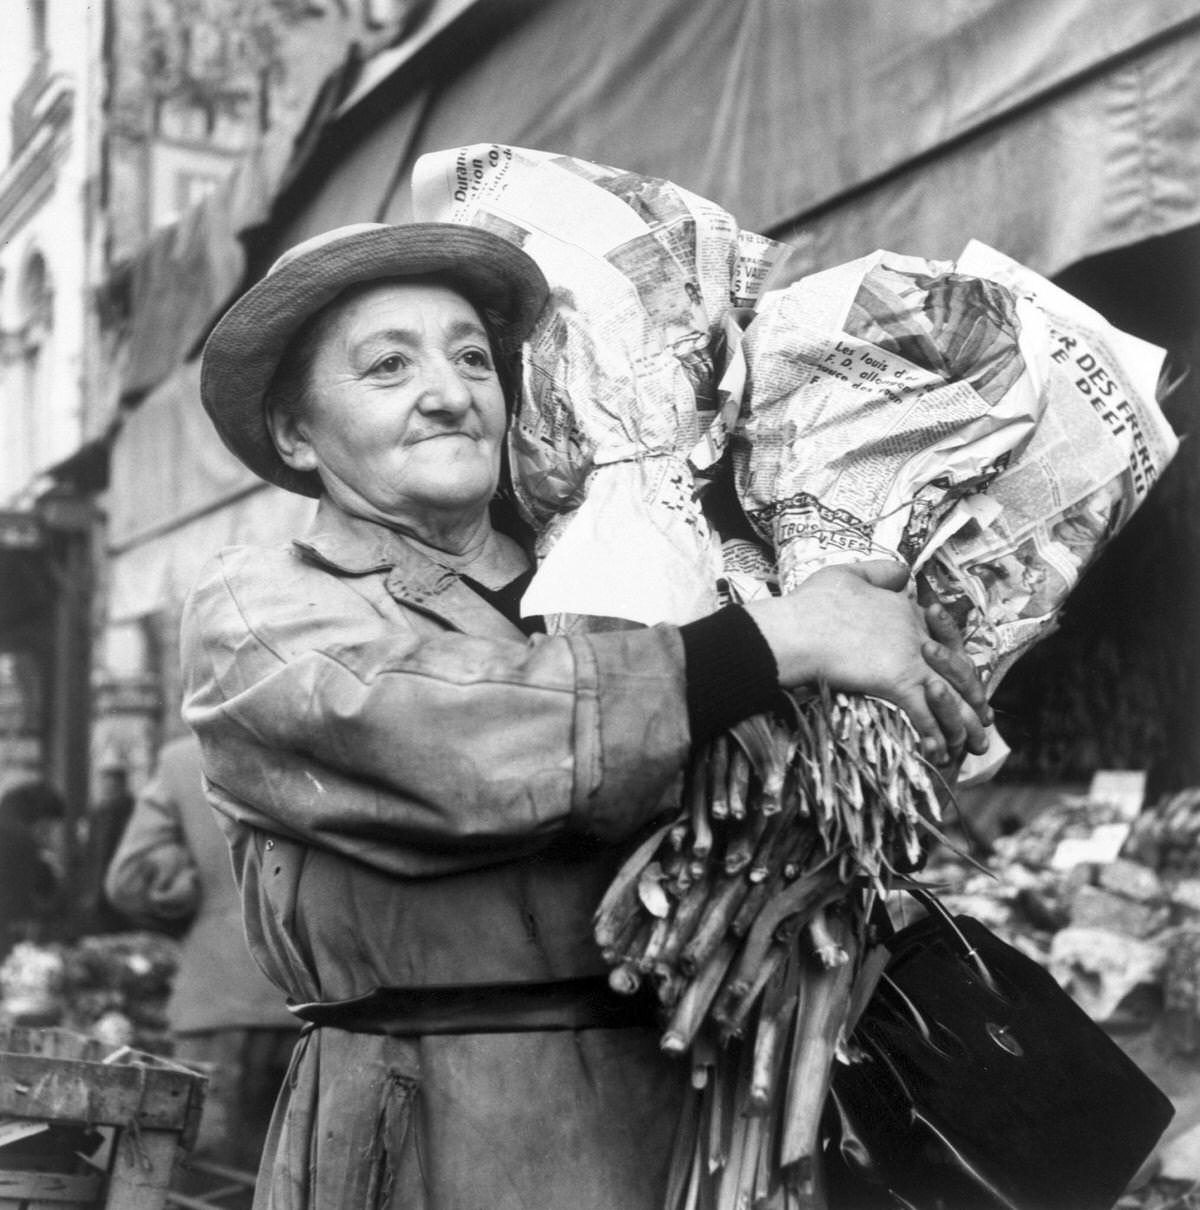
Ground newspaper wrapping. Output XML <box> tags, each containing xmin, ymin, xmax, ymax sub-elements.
<box><xmin>729</xmin><ymin>240</ymin><xmax>1176</xmax><ymax>692</ymax></box>
<box><xmin>413</xmin><ymin>143</ymin><xmax>790</xmax><ymax>630</ymax></box>
<box><xmin>413</xmin><ymin>145</ymin><xmax>1179</xmax><ymax>1208</ymax></box>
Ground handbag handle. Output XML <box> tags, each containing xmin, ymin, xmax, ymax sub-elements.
<box><xmin>904</xmin><ymin>885</ymin><xmax>1001</xmax><ymax>995</ymax></box>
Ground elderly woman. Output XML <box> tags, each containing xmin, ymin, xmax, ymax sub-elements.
<box><xmin>183</xmin><ymin>222</ymin><xmax>989</xmax><ymax>1209</ymax></box>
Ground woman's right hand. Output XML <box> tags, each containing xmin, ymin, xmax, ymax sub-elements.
<box><xmin>742</xmin><ymin>560</ymin><xmax>992</xmax><ymax>767</ymax></box>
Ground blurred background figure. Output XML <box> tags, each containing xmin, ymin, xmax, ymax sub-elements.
<box><xmin>0</xmin><ymin>780</ymin><xmax>65</xmax><ymax>961</ymax></box>
<box><xmin>105</xmin><ymin>734</ymin><xmax>296</xmax><ymax>1173</ymax></box>
<box><xmin>78</xmin><ymin>762</ymin><xmax>136</xmax><ymax>935</ymax></box>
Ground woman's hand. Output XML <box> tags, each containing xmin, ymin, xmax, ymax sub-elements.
<box><xmin>742</xmin><ymin>560</ymin><xmax>992</xmax><ymax>766</ymax></box>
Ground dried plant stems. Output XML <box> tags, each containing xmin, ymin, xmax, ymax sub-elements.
<box><xmin>599</xmin><ymin>687</ymin><xmax>941</xmax><ymax>1210</ymax></box>
<box><xmin>779</xmin><ymin>916</ymin><xmax>860</xmax><ymax>1169</ymax></box>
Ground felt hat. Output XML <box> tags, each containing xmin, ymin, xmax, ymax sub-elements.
<box><xmin>199</xmin><ymin>221</ymin><xmax>549</xmax><ymax>497</ymax></box>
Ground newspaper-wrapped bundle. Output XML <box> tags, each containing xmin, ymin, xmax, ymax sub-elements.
<box><xmin>681</xmin><ymin>244</ymin><xmax>1178</xmax><ymax>1207</ymax></box>
<box><xmin>414</xmin><ymin>143</ymin><xmax>792</xmax><ymax>631</ymax></box>
<box><xmin>414</xmin><ymin>147</ymin><xmax>1179</xmax><ymax>1209</ymax></box>
<box><xmin>733</xmin><ymin>240</ymin><xmax>1172</xmax><ymax>687</ymax></box>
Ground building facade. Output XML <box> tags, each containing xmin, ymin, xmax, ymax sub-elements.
<box><xmin>0</xmin><ymin>0</ymin><xmax>105</xmax><ymax>818</ymax></box>
<box><xmin>0</xmin><ymin>0</ymin><xmax>416</xmax><ymax>828</ymax></box>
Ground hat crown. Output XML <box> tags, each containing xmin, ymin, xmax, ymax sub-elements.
<box><xmin>268</xmin><ymin>223</ymin><xmax>391</xmax><ymax>275</ymax></box>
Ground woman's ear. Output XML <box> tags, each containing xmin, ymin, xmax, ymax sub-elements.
<box><xmin>266</xmin><ymin>403</ymin><xmax>318</xmax><ymax>473</ymax></box>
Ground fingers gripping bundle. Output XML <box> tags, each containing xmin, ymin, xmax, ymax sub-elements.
<box><xmin>413</xmin><ymin>145</ymin><xmax>1178</xmax><ymax>1209</ymax></box>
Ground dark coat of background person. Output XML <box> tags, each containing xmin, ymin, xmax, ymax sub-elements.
<box><xmin>78</xmin><ymin>765</ymin><xmax>137</xmax><ymax>934</ymax></box>
<box><xmin>0</xmin><ymin>780</ymin><xmax>65</xmax><ymax>960</ymax></box>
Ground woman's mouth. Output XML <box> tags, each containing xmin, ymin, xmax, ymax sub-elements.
<box><xmin>414</xmin><ymin>429</ymin><xmax>476</xmax><ymax>443</ymax></box>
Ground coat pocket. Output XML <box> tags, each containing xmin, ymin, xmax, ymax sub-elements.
<box><xmin>246</xmin><ymin>829</ymin><xmax>317</xmax><ymax>998</ymax></box>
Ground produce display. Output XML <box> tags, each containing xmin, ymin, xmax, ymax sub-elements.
<box><xmin>0</xmin><ymin>932</ymin><xmax>177</xmax><ymax>1054</ymax></box>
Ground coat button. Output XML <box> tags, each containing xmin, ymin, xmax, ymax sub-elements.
<box><xmin>265</xmin><ymin>838</ymin><xmax>275</xmax><ymax>850</ymax></box>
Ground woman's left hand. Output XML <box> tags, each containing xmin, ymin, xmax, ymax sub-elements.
<box><xmin>919</xmin><ymin>601</ymin><xmax>993</xmax><ymax>763</ymax></box>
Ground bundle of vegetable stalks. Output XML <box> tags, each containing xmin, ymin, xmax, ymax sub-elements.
<box><xmin>592</xmin><ymin>255</ymin><xmax>1031</xmax><ymax>1209</ymax></box>
<box><xmin>593</xmin><ymin>254</ymin><xmax>1083</xmax><ymax>1209</ymax></box>
<box><xmin>591</xmin><ymin>241</ymin><xmax>1176</xmax><ymax>1208</ymax></box>
<box><xmin>597</xmin><ymin>682</ymin><xmax>943</xmax><ymax>1210</ymax></box>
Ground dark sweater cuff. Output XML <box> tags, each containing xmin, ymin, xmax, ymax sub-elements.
<box><xmin>679</xmin><ymin>606</ymin><xmax>780</xmax><ymax>742</ymax></box>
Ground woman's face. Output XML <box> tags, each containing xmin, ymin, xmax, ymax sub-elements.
<box><xmin>271</xmin><ymin>280</ymin><xmax>507</xmax><ymax>532</ymax></box>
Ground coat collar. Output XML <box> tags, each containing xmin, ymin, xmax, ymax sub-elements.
<box><xmin>292</xmin><ymin>499</ymin><xmax>530</xmax><ymax>640</ymax></box>
<box><xmin>294</xmin><ymin>498</ymin><xmax>433</xmax><ymax>577</ymax></box>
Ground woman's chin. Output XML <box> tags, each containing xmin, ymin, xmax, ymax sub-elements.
<box><xmin>393</xmin><ymin>474</ymin><xmax>498</xmax><ymax>521</ymax></box>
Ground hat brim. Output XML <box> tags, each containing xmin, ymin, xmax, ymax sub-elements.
<box><xmin>200</xmin><ymin>222</ymin><xmax>550</xmax><ymax>497</ymax></box>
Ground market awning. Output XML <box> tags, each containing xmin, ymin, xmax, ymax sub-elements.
<box><xmin>784</xmin><ymin>26</ymin><xmax>1200</xmax><ymax>273</ymax></box>
<box><xmin>256</xmin><ymin>0</ymin><xmax>1200</xmax><ymax>280</ymax></box>
<box><xmin>115</xmin><ymin>36</ymin><xmax>368</xmax><ymax>405</ymax></box>
<box><xmin>114</xmin><ymin>0</ymin><xmax>1200</xmax><ymax>425</ymax></box>
<box><xmin>119</xmin><ymin>161</ymin><xmax>260</xmax><ymax>404</ymax></box>
<box><xmin>106</xmin><ymin>361</ymin><xmax>315</xmax><ymax>621</ymax></box>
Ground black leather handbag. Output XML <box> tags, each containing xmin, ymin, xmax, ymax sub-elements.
<box><xmin>827</xmin><ymin>907</ymin><xmax>1175</xmax><ymax>1210</ymax></box>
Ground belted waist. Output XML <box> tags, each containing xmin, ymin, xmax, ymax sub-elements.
<box><xmin>288</xmin><ymin>976</ymin><xmax>659</xmax><ymax>1036</ymax></box>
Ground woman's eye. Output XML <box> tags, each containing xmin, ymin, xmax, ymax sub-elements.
<box><xmin>371</xmin><ymin>353</ymin><xmax>407</xmax><ymax>375</ymax></box>
<box><xmin>459</xmin><ymin>348</ymin><xmax>494</xmax><ymax>371</ymax></box>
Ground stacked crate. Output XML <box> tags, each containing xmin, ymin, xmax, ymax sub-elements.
<box><xmin>0</xmin><ymin>1027</ymin><xmax>206</xmax><ymax>1210</ymax></box>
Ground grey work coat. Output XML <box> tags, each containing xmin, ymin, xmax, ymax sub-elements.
<box><xmin>180</xmin><ymin>500</ymin><xmax>694</xmax><ymax>1209</ymax></box>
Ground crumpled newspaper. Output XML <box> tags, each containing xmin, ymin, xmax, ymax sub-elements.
<box><xmin>415</xmin><ymin>147</ymin><xmax>1179</xmax><ymax>772</ymax></box>
<box><xmin>414</xmin><ymin>144</ymin><xmax>792</xmax><ymax>628</ymax></box>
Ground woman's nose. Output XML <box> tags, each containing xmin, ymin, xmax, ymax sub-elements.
<box><xmin>417</xmin><ymin>355</ymin><xmax>473</xmax><ymax>414</ymax></box>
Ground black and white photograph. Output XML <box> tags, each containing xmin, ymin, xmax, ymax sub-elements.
<box><xmin>0</xmin><ymin>3</ymin><xmax>1197</xmax><ymax>1208</ymax></box>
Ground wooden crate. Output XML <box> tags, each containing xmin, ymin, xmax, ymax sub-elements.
<box><xmin>0</xmin><ymin>1026</ymin><xmax>207</xmax><ymax>1210</ymax></box>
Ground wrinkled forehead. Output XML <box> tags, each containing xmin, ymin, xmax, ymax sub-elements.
<box><xmin>320</xmin><ymin>275</ymin><xmax>487</xmax><ymax>332</ymax></box>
